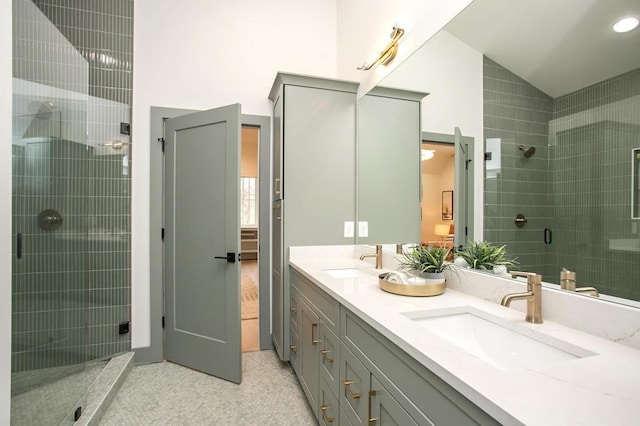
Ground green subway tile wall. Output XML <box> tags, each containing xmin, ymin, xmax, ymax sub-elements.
<box><xmin>483</xmin><ymin>56</ymin><xmax>553</xmax><ymax>278</ymax></box>
<box><xmin>484</xmin><ymin>55</ymin><xmax>640</xmax><ymax>302</ymax></box>
<box><xmin>12</xmin><ymin>0</ymin><xmax>132</xmax><ymax>375</ymax></box>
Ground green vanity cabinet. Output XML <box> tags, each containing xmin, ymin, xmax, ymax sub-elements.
<box><xmin>357</xmin><ymin>88</ymin><xmax>427</xmax><ymax>244</ymax></box>
<box><xmin>342</xmin><ymin>309</ymin><xmax>500</xmax><ymax>426</ymax></box>
<box><xmin>270</xmin><ymin>73</ymin><xmax>358</xmax><ymax>362</ymax></box>
<box><xmin>340</xmin><ymin>343</ymin><xmax>417</xmax><ymax>426</ymax></box>
<box><xmin>291</xmin><ymin>269</ymin><xmax>343</xmax><ymax>422</ymax></box>
<box><xmin>290</xmin><ymin>267</ymin><xmax>500</xmax><ymax>425</ymax></box>
<box><xmin>269</xmin><ymin>73</ymin><xmax>427</xmax><ymax>363</ymax></box>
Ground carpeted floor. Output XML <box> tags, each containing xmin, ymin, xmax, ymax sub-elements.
<box><xmin>100</xmin><ymin>350</ymin><xmax>316</xmax><ymax>425</ymax></box>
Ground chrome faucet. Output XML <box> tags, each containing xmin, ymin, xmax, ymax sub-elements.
<box><xmin>360</xmin><ymin>244</ymin><xmax>383</xmax><ymax>269</ymax></box>
<box><xmin>501</xmin><ymin>271</ymin><xmax>543</xmax><ymax>324</ymax></box>
<box><xmin>560</xmin><ymin>269</ymin><xmax>599</xmax><ymax>297</ymax></box>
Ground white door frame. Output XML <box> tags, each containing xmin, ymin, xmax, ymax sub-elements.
<box><xmin>136</xmin><ymin>106</ymin><xmax>271</xmax><ymax>364</ymax></box>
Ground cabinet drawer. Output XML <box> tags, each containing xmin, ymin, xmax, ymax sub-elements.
<box><xmin>291</xmin><ymin>269</ymin><xmax>340</xmax><ymax>335</ymax></box>
<box><xmin>370</xmin><ymin>376</ymin><xmax>420</xmax><ymax>426</ymax></box>
<box><xmin>319</xmin><ymin>323</ymin><xmax>341</xmax><ymax>398</ymax></box>
<box><xmin>290</xmin><ymin>287</ymin><xmax>301</xmax><ymax>329</ymax></box>
<box><xmin>340</xmin><ymin>407</ymin><xmax>355</xmax><ymax>426</ymax></box>
<box><xmin>339</xmin><ymin>344</ymin><xmax>369</xmax><ymax>425</ymax></box>
<box><xmin>319</xmin><ymin>376</ymin><xmax>340</xmax><ymax>425</ymax></box>
<box><xmin>290</xmin><ymin>326</ymin><xmax>300</xmax><ymax>374</ymax></box>
<box><xmin>342</xmin><ymin>309</ymin><xmax>498</xmax><ymax>426</ymax></box>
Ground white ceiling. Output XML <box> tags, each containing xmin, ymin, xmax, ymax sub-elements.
<box><xmin>443</xmin><ymin>0</ymin><xmax>640</xmax><ymax>97</ymax></box>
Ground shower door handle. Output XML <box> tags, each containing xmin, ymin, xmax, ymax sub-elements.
<box><xmin>16</xmin><ymin>233</ymin><xmax>22</xmax><ymax>259</ymax></box>
<box><xmin>214</xmin><ymin>252</ymin><xmax>236</xmax><ymax>263</ymax></box>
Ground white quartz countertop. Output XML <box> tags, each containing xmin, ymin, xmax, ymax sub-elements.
<box><xmin>289</xmin><ymin>255</ymin><xmax>640</xmax><ymax>426</ymax></box>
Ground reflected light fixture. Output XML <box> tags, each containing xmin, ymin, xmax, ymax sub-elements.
<box><xmin>434</xmin><ymin>224</ymin><xmax>450</xmax><ymax>242</ymax></box>
<box><xmin>613</xmin><ymin>16</ymin><xmax>639</xmax><ymax>33</ymax></box>
<box><xmin>421</xmin><ymin>149</ymin><xmax>435</xmax><ymax>161</ymax></box>
<box><xmin>358</xmin><ymin>26</ymin><xmax>405</xmax><ymax>71</ymax></box>
<box><xmin>100</xmin><ymin>141</ymin><xmax>130</xmax><ymax>150</ymax></box>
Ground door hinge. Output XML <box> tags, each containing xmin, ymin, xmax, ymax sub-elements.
<box><xmin>162</xmin><ymin>316</ymin><xmax>165</xmax><ymax>328</ymax></box>
<box><xmin>465</xmin><ymin>226</ymin><xmax>468</xmax><ymax>236</ymax></box>
<box><xmin>74</xmin><ymin>407</ymin><xmax>82</xmax><ymax>422</ymax></box>
<box><xmin>158</xmin><ymin>137</ymin><xmax>165</xmax><ymax>152</ymax></box>
<box><xmin>161</xmin><ymin>228</ymin><xmax>165</xmax><ymax>241</ymax></box>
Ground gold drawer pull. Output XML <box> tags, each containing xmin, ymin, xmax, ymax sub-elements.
<box><xmin>312</xmin><ymin>323</ymin><xmax>320</xmax><ymax>344</ymax></box>
<box><xmin>368</xmin><ymin>389</ymin><xmax>377</xmax><ymax>424</ymax></box>
<box><xmin>321</xmin><ymin>349</ymin><xmax>334</xmax><ymax>363</ymax></box>
<box><xmin>320</xmin><ymin>405</ymin><xmax>335</xmax><ymax>423</ymax></box>
<box><xmin>342</xmin><ymin>379</ymin><xmax>361</xmax><ymax>399</ymax></box>
<box><xmin>290</xmin><ymin>344</ymin><xmax>297</xmax><ymax>354</ymax></box>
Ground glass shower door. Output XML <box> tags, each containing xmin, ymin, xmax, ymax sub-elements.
<box><xmin>11</xmin><ymin>0</ymin><xmax>90</xmax><ymax>422</ymax></box>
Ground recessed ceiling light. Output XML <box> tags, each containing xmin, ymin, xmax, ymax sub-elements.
<box><xmin>613</xmin><ymin>16</ymin><xmax>639</xmax><ymax>33</ymax></box>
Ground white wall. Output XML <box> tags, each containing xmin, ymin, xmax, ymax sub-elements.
<box><xmin>131</xmin><ymin>0</ymin><xmax>338</xmax><ymax>348</ymax></box>
<box><xmin>1</xmin><ymin>0</ymin><xmax>11</xmax><ymax>422</ymax></box>
<box><xmin>382</xmin><ymin>30</ymin><xmax>484</xmax><ymax>240</ymax></box>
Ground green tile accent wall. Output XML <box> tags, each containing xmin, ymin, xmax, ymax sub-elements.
<box><xmin>482</xmin><ymin>56</ymin><xmax>554</xmax><ymax>277</ymax></box>
<box><xmin>484</xmin><ymin>56</ymin><xmax>640</xmax><ymax>302</ymax></box>
<box><xmin>12</xmin><ymin>0</ymin><xmax>133</xmax><ymax>373</ymax></box>
<box><xmin>549</xmin><ymin>70</ymin><xmax>640</xmax><ymax>300</ymax></box>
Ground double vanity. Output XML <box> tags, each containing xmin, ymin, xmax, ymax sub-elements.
<box><xmin>288</xmin><ymin>245</ymin><xmax>640</xmax><ymax>425</ymax></box>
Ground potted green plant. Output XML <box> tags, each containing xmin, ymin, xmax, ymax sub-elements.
<box><xmin>398</xmin><ymin>244</ymin><xmax>452</xmax><ymax>285</ymax></box>
<box><xmin>454</xmin><ymin>241</ymin><xmax>517</xmax><ymax>273</ymax></box>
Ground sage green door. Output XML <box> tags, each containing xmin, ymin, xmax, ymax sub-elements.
<box><xmin>164</xmin><ymin>104</ymin><xmax>241</xmax><ymax>383</ymax></box>
<box><xmin>454</xmin><ymin>127</ymin><xmax>474</xmax><ymax>248</ymax></box>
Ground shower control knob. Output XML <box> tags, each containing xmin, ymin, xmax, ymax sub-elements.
<box><xmin>515</xmin><ymin>213</ymin><xmax>528</xmax><ymax>228</ymax></box>
<box><xmin>37</xmin><ymin>209</ymin><xmax>63</xmax><ymax>231</ymax></box>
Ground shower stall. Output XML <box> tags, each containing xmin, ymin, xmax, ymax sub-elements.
<box><xmin>484</xmin><ymin>56</ymin><xmax>640</xmax><ymax>303</ymax></box>
<box><xmin>11</xmin><ymin>0</ymin><xmax>133</xmax><ymax>423</ymax></box>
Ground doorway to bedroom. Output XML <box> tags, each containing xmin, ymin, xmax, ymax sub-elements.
<box><xmin>240</xmin><ymin>126</ymin><xmax>260</xmax><ymax>352</ymax></box>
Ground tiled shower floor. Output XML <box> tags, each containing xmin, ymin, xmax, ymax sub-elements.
<box><xmin>11</xmin><ymin>360</ymin><xmax>106</xmax><ymax>425</ymax></box>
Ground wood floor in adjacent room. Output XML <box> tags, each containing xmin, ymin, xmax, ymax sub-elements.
<box><xmin>241</xmin><ymin>260</ymin><xmax>260</xmax><ymax>353</ymax></box>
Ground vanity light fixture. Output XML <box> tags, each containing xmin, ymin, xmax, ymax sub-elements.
<box><xmin>613</xmin><ymin>16</ymin><xmax>639</xmax><ymax>33</ymax></box>
<box><xmin>357</xmin><ymin>26</ymin><xmax>405</xmax><ymax>71</ymax></box>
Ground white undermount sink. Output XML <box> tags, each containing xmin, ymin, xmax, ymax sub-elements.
<box><xmin>323</xmin><ymin>268</ymin><xmax>360</xmax><ymax>279</ymax></box>
<box><xmin>322</xmin><ymin>267</ymin><xmax>380</xmax><ymax>279</ymax></box>
<box><xmin>403</xmin><ymin>307</ymin><xmax>596</xmax><ymax>371</ymax></box>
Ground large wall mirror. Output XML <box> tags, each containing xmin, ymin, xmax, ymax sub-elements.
<box><xmin>363</xmin><ymin>0</ymin><xmax>640</xmax><ymax>305</ymax></box>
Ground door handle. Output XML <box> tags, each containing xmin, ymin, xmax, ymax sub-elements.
<box><xmin>544</xmin><ymin>228</ymin><xmax>552</xmax><ymax>244</ymax></box>
<box><xmin>16</xmin><ymin>233</ymin><xmax>22</xmax><ymax>260</ymax></box>
<box><xmin>214</xmin><ymin>252</ymin><xmax>236</xmax><ymax>263</ymax></box>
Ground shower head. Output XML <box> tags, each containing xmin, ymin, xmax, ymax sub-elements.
<box><xmin>518</xmin><ymin>145</ymin><xmax>536</xmax><ymax>158</ymax></box>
